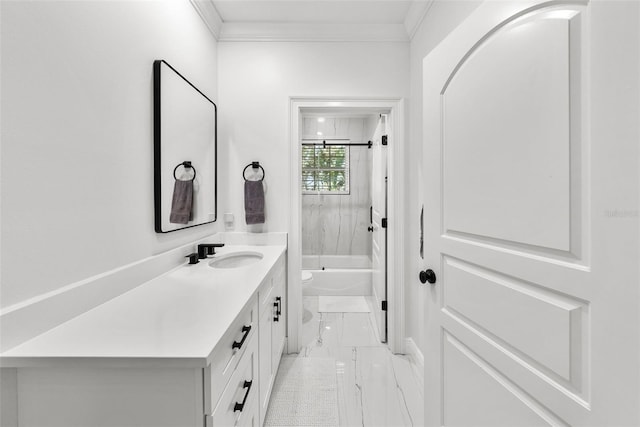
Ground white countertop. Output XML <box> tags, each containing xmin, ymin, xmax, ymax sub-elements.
<box><xmin>0</xmin><ymin>244</ymin><xmax>286</xmax><ymax>368</ymax></box>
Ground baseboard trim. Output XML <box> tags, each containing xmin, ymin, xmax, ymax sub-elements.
<box><xmin>405</xmin><ymin>337</ymin><xmax>424</xmax><ymax>391</ymax></box>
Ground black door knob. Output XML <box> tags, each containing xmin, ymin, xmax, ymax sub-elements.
<box><xmin>419</xmin><ymin>269</ymin><xmax>436</xmax><ymax>284</ymax></box>
<box><xmin>367</xmin><ymin>226</ymin><xmax>374</xmax><ymax>232</ymax></box>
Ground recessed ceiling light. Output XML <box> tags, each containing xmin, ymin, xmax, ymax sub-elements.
<box><xmin>317</xmin><ymin>131</ymin><xmax>323</xmax><ymax>136</ymax></box>
<box><xmin>317</xmin><ymin>117</ymin><xmax>325</xmax><ymax>123</ymax></box>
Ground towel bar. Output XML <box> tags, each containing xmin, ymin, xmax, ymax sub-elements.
<box><xmin>173</xmin><ymin>161</ymin><xmax>197</xmax><ymax>181</ymax></box>
<box><xmin>242</xmin><ymin>161</ymin><xmax>265</xmax><ymax>181</ymax></box>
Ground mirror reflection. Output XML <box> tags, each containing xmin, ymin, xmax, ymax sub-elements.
<box><xmin>153</xmin><ymin>60</ymin><xmax>217</xmax><ymax>233</ymax></box>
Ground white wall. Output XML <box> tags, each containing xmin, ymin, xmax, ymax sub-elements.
<box><xmin>218</xmin><ymin>42</ymin><xmax>409</xmax><ymax>233</ymax></box>
<box><xmin>1</xmin><ymin>1</ymin><xmax>221</xmax><ymax>309</ymax></box>
<box><xmin>405</xmin><ymin>0</ymin><xmax>482</xmax><ymax>356</ymax></box>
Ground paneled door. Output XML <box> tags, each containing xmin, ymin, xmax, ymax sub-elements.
<box><xmin>371</xmin><ymin>116</ymin><xmax>388</xmax><ymax>342</ymax></box>
<box><xmin>422</xmin><ymin>1</ymin><xmax>639</xmax><ymax>425</ymax></box>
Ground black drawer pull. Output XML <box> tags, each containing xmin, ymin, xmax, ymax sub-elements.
<box><xmin>233</xmin><ymin>380</ymin><xmax>253</xmax><ymax>412</ymax></box>
<box><xmin>273</xmin><ymin>297</ymin><xmax>282</xmax><ymax>321</ymax></box>
<box><xmin>232</xmin><ymin>325</ymin><xmax>251</xmax><ymax>350</ymax></box>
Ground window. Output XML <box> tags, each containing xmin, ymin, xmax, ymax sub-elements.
<box><xmin>301</xmin><ymin>143</ymin><xmax>350</xmax><ymax>194</ymax></box>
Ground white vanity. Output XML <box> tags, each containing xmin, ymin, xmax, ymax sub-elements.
<box><xmin>0</xmin><ymin>243</ymin><xmax>287</xmax><ymax>427</ymax></box>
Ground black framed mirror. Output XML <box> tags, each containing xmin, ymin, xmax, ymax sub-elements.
<box><xmin>153</xmin><ymin>60</ymin><xmax>217</xmax><ymax>233</ymax></box>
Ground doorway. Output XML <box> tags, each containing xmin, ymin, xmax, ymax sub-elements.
<box><xmin>287</xmin><ymin>98</ymin><xmax>405</xmax><ymax>355</ymax></box>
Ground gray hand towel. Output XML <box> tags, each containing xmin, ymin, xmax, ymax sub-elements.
<box><xmin>169</xmin><ymin>179</ymin><xmax>193</xmax><ymax>224</ymax></box>
<box><xmin>244</xmin><ymin>180</ymin><xmax>265</xmax><ymax>224</ymax></box>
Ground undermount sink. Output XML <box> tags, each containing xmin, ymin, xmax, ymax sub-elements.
<box><xmin>208</xmin><ymin>251</ymin><xmax>263</xmax><ymax>269</ymax></box>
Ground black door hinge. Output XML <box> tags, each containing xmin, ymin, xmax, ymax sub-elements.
<box><xmin>381</xmin><ymin>218</ymin><xmax>388</xmax><ymax>228</ymax></box>
<box><xmin>381</xmin><ymin>301</ymin><xmax>387</xmax><ymax>311</ymax></box>
<box><xmin>382</xmin><ymin>135</ymin><xmax>388</xmax><ymax>145</ymax></box>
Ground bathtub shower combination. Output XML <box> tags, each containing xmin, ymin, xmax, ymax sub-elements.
<box><xmin>302</xmin><ymin>256</ymin><xmax>372</xmax><ymax>296</ymax></box>
<box><xmin>300</xmin><ymin>116</ymin><xmax>377</xmax><ymax>299</ymax></box>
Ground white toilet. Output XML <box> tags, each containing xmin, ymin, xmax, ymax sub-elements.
<box><xmin>301</xmin><ymin>270</ymin><xmax>313</xmax><ymax>293</ymax></box>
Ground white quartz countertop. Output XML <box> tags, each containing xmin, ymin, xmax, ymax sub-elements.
<box><xmin>0</xmin><ymin>244</ymin><xmax>286</xmax><ymax>368</ymax></box>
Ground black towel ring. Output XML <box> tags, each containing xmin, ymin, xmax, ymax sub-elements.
<box><xmin>243</xmin><ymin>161</ymin><xmax>265</xmax><ymax>182</ymax></box>
<box><xmin>173</xmin><ymin>161</ymin><xmax>196</xmax><ymax>181</ymax></box>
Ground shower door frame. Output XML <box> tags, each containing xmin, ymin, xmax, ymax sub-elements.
<box><xmin>288</xmin><ymin>97</ymin><xmax>406</xmax><ymax>355</ymax></box>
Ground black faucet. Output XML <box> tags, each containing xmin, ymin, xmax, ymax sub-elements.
<box><xmin>197</xmin><ymin>243</ymin><xmax>225</xmax><ymax>259</ymax></box>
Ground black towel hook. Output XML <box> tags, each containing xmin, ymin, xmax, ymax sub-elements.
<box><xmin>173</xmin><ymin>161</ymin><xmax>196</xmax><ymax>181</ymax></box>
<box><xmin>243</xmin><ymin>161</ymin><xmax>265</xmax><ymax>182</ymax></box>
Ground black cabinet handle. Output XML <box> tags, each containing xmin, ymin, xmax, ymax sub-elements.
<box><xmin>232</xmin><ymin>325</ymin><xmax>251</xmax><ymax>350</ymax></box>
<box><xmin>274</xmin><ymin>296</ymin><xmax>282</xmax><ymax>321</ymax></box>
<box><xmin>233</xmin><ymin>380</ymin><xmax>253</xmax><ymax>412</ymax></box>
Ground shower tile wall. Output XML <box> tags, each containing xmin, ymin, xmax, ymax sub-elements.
<box><xmin>303</xmin><ymin>117</ymin><xmax>366</xmax><ymax>140</ymax></box>
<box><xmin>302</xmin><ymin>117</ymin><xmax>373</xmax><ymax>257</ymax></box>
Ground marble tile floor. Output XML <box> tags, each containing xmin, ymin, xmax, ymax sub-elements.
<box><xmin>287</xmin><ymin>296</ymin><xmax>424</xmax><ymax>427</ymax></box>
<box><xmin>318</xmin><ymin>295</ymin><xmax>371</xmax><ymax>313</ymax></box>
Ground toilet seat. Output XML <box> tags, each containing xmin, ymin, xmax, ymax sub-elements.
<box><xmin>301</xmin><ymin>270</ymin><xmax>313</xmax><ymax>284</ymax></box>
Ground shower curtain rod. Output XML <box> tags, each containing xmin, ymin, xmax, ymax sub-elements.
<box><xmin>301</xmin><ymin>139</ymin><xmax>372</xmax><ymax>148</ymax></box>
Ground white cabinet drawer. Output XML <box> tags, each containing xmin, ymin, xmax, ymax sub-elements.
<box><xmin>206</xmin><ymin>298</ymin><xmax>258</xmax><ymax>408</ymax></box>
<box><xmin>211</xmin><ymin>332</ymin><xmax>258</xmax><ymax>427</ymax></box>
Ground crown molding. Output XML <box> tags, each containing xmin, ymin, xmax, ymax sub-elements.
<box><xmin>190</xmin><ymin>0</ymin><xmax>223</xmax><ymax>40</ymax></box>
<box><xmin>189</xmin><ymin>0</ymin><xmax>428</xmax><ymax>43</ymax></box>
<box><xmin>403</xmin><ymin>0</ymin><xmax>435</xmax><ymax>40</ymax></box>
<box><xmin>218</xmin><ymin>22</ymin><xmax>409</xmax><ymax>42</ymax></box>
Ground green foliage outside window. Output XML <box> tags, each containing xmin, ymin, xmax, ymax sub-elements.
<box><xmin>301</xmin><ymin>144</ymin><xmax>350</xmax><ymax>193</ymax></box>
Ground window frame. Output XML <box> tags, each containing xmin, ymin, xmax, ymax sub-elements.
<box><xmin>301</xmin><ymin>142</ymin><xmax>351</xmax><ymax>195</ymax></box>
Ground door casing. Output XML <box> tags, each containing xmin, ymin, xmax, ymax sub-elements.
<box><xmin>288</xmin><ymin>97</ymin><xmax>406</xmax><ymax>354</ymax></box>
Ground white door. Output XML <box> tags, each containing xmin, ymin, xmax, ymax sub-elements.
<box><xmin>371</xmin><ymin>116</ymin><xmax>388</xmax><ymax>342</ymax></box>
<box><xmin>423</xmin><ymin>1</ymin><xmax>639</xmax><ymax>426</ymax></box>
